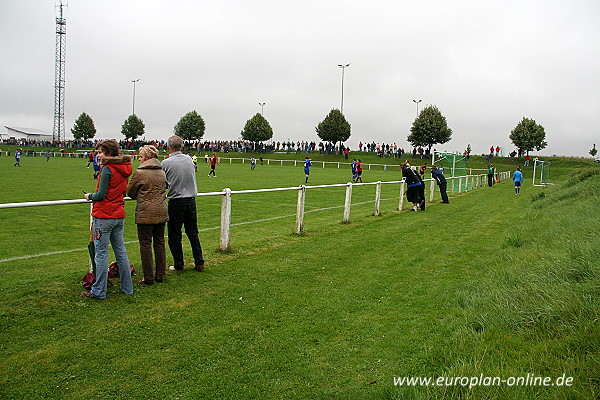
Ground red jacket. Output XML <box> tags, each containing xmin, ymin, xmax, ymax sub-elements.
<box><xmin>92</xmin><ymin>156</ymin><xmax>132</xmax><ymax>219</ymax></box>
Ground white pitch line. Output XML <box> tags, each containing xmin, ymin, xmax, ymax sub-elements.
<box><xmin>0</xmin><ymin>197</ymin><xmax>397</xmax><ymax>263</ymax></box>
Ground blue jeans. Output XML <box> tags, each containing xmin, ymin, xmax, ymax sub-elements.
<box><xmin>91</xmin><ymin>217</ymin><xmax>134</xmax><ymax>299</ymax></box>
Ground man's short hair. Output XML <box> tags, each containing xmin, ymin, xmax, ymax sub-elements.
<box><xmin>96</xmin><ymin>139</ymin><xmax>120</xmax><ymax>157</ymax></box>
<box><xmin>167</xmin><ymin>136</ymin><xmax>184</xmax><ymax>151</ymax></box>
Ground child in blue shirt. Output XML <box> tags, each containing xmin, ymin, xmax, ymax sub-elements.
<box><xmin>513</xmin><ymin>167</ymin><xmax>524</xmax><ymax>195</ymax></box>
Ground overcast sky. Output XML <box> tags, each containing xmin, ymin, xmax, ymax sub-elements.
<box><xmin>1</xmin><ymin>0</ymin><xmax>599</xmax><ymax>156</ymax></box>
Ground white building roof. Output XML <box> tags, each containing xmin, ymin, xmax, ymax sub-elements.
<box><xmin>5</xmin><ymin>126</ymin><xmax>53</xmax><ymax>137</ymax></box>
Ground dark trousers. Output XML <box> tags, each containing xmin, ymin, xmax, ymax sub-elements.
<box><xmin>137</xmin><ymin>223</ymin><xmax>167</xmax><ymax>281</ymax></box>
<box><xmin>488</xmin><ymin>174</ymin><xmax>494</xmax><ymax>187</ymax></box>
<box><xmin>418</xmin><ymin>184</ymin><xmax>426</xmax><ymax>210</ymax></box>
<box><xmin>168</xmin><ymin>198</ymin><xmax>204</xmax><ymax>269</ymax></box>
<box><xmin>438</xmin><ymin>182</ymin><xmax>449</xmax><ymax>203</ymax></box>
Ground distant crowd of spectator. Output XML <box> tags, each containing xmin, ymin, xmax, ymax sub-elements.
<box><xmin>1</xmin><ymin>137</ymin><xmax>437</xmax><ymax>159</ymax></box>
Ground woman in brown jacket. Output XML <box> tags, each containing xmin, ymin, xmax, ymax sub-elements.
<box><xmin>126</xmin><ymin>145</ymin><xmax>169</xmax><ymax>284</ymax></box>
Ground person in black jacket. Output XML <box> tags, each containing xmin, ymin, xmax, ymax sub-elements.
<box><xmin>401</xmin><ymin>161</ymin><xmax>422</xmax><ymax>212</ymax></box>
<box><xmin>431</xmin><ymin>165</ymin><xmax>449</xmax><ymax>204</ymax></box>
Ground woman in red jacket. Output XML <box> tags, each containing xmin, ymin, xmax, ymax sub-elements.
<box><xmin>82</xmin><ymin>139</ymin><xmax>134</xmax><ymax>299</ymax></box>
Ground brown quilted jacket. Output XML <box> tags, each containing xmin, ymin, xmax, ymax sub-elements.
<box><xmin>126</xmin><ymin>158</ymin><xmax>169</xmax><ymax>225</ymax></box>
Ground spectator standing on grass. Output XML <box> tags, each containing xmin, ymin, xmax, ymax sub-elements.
<box><xmin>126</xmin><ymin>145</ymin><xmax>169</xmax><ymax>285</ymax></box>
<box><xmin>82</xmin><ymin>139</ymin><xmax>134</xmax><ymax>299</ymax></box>
<box><xmin>524</xmin><ymin>154</ymin><xmax>530</xmax><ymax>167</ymax></box>
<box><xmin>487</xmin><ymin>164</ymin><xmax>495</xmax><ymax>187</ymax></box>
<box><xmin>512</xmin><ymin>166</ymin><xmax>524</xmax><ymax>195</ymax></box>
<box><xmin>432</xmin><ymin>165</ymin><xmax>449</xmax><ymax>204</ymax></box>
<box><xmin>162</xmin><ymin>135</ymin><xmax>205</xmax><ymax>272</ymax></box>
<box><xmin>402</xmin><ymin>161</ymin><xmax>422</xmax><ymax>212</ymax></box>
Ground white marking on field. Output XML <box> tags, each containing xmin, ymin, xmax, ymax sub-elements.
<box><xmin>0</xmin><ymin>197</ymin><xmax>396</xmax><ymax>263</ymax></box>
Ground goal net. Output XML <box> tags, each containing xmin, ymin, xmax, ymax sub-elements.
<box><xmin>532</xmin><ymin>158</ymin><xmax>552</xmax><ymax>186</ymax></box>
<box><xmin>432</xmin><ymin>151</ymin><xmax>472</xmax><ymax>191</ymax></box>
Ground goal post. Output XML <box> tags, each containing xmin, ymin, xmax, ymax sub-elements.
<box><xmin>432</xmin><ymin>151</ymin><xmax>471</xmax><ymax>191</ymax></box>
<box><xmin>532</xmin><ymin>158</ymin><xmax>552</xmax><ymax>186</ymax></box>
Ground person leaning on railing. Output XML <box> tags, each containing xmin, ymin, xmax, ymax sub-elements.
<box><xmin>401</xmin><ymin>161</ymin><xmax>422</xmax><ymax>212</ymax></box>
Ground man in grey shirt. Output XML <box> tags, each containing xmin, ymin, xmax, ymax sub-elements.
<box><xmin>162</xmin><ymin>135</ymin><xmax>204</xmax><ymax>271</ymax></box>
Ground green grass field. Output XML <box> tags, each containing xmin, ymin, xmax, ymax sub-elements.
<box><xmin>0</xmin><ymin>151</ymin><xmax>598</xmax><ymax>399</ymax></box>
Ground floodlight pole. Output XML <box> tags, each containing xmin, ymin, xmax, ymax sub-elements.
<box><xmin>259</xmin><ymin>102</ymin><xmax>265</xmax><ymax>115</ymax></box>
<box><xmin>338</xmin><ymin>63</ymin><xmax>350</xmax><ymax>114</ymax></box>
<box><xmin>413</xmin><ymin>99</ymin><xmax>422</xmax><ymax>116</ymax></box>
<box><xmin>132</xmin><ymin>79</ymin><xmax>140</xmax><ymax>115</ymax></box>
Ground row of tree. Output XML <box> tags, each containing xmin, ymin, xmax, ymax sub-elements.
<box><xmin>71</xmin><ymin>106</ymin><xmax>548</xmax><ymax>155</ymax></box>
<box><xmin>71</xmin><ymin>110</ymin><xmax>352</xmax><ymax>147</ymax></box>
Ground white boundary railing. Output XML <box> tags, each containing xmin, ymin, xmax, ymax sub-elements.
<box><xmin>0</xmin><ymin>172</ymin><xmax>510</xmax><ymax>252</ymax></box>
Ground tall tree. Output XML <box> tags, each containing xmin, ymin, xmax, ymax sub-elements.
<box><xmin>71</xmin><ymin>112</ymin><xmax>96</xmax><ymax>140</ymax></box>
<box><xmin>315</xmin><ymin>109</ymin><xmax>351</xmax><ymax>146</ymax></box>
<box><xmin>241</xmin><ymin>113</ymin><xmax>273</xmax><ymax>142</ymax></box>
<box><xmin>174</xmin><ymin>110</ymin><xmax>206</xmax><ymax>141</ymax></box>
<box><xmin>407</xmin><ymin>105</ymin><xmax>452</xmax><ymax>150</ymax></box>
<box><xmin>509</xmin><ymin>117</ymin><xmax>547</xmax><ymax>154</ymax></box>
<box><xmin>121</xmin><ymin>114</ymin><xmax>145</xmax><ymax>140</ymax></box>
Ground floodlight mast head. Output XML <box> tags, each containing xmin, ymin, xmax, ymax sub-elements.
<box><xmin>338</xmin><ymin>63</ymin><xmax>351</xmax><ymax>113</ymax></box>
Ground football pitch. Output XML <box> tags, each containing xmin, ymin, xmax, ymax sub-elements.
<box><xmin>0</xmin><ymin>154</ymin><xmax>598</xmax><ymax>399</ymax></box>
<box><xmin>1</xmin><ymin>155</ymin><xmax>417</xmax><ymax>262</ymax></box>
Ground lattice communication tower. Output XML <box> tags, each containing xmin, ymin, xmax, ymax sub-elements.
<box><xmin>53</xmin><ymin>1</ymin><xmax>67</xmax><ymax>142</ymax></box>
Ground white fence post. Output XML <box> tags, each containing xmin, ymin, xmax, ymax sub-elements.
<box><xmin>399</xmin><ymin>181</ymin><xmax>405</xmax><ymax>211</ymax></box>
<box><xmin>295</xmin><ymin>185</ymin><xmax>306</xmax><ymax>234</ymax></box>
<box><xmin>429</xmin><ymin>179</ymin><xmax>435</xmax><ymax>203</ymax></box>
<box><xmin>373</xmin><ymin>181</ymin><xmax>382</xmax><ymax>216</ymax></box>
<box><xmin>451</xmin><ymin>177</ymin><xmax>456</xmax><ymax>196</ymax></box>
<box><xmin>458</xmin><ymin>176</ymin><xmax>463</xmax><ymax>193</ymax></box>
<box><xmin>343</xmin><ymin>182</ymin><xmax>352</xmax><ymax>223</ymax></box>
<box><xmin>220</xmin><ymin>188</ymin><xmax>232</xmax><ymax>251</ymax></box>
